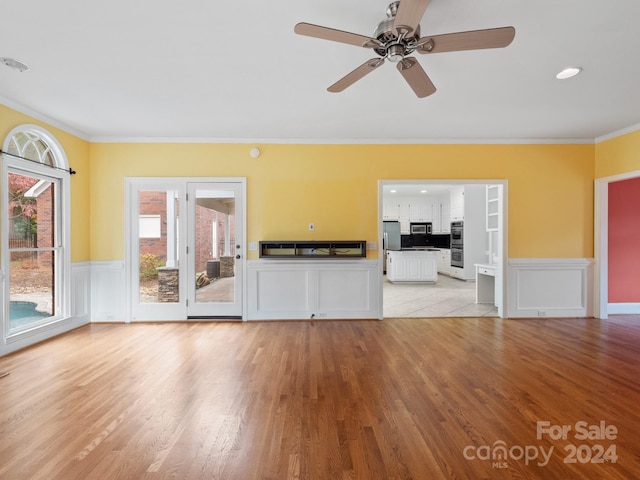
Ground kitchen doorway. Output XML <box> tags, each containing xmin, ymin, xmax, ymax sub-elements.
<box><xmin>378</xmin><ymin>180</ymin><xmax>507</xmax><ymax>318</ymax></box>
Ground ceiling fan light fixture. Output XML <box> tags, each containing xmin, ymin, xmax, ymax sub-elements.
<box><xmin>556</xmin><ymin>66</ymin><xmax>582</xmax><ymax>80</ymax></box>
<box><xmin>387</xmin><ymin>44</ymin><xmax>405</xmax><ymax>62</ymax></box>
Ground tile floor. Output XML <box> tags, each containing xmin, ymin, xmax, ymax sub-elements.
<box><xmin>383</xmin><ymin>273</ymin><xmax>498</xmax><ymax>318</ymax></box>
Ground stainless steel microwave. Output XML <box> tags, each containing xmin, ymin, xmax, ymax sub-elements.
<box><xmin>410</xmin><ymin>223</ymin><xmax>432</xmax><ymax>235</ymax></box>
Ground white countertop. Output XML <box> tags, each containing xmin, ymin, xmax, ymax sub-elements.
<box><xmin>475</xmin><ymin>263</ymin><xmax>498</xmax><ymax>269</ymax></box>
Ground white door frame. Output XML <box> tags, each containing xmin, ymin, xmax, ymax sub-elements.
<box><xmin>125</xmin><ymin>177</ymin><xmax>247</xmax><ymax>321</ymax></box>
<box><xmin>186</xmin><ymin>181</ymin><xmax>245</xmax><ymax>319</ymax></box>
<box><xmin>377</xmin><ymin>179</ymin><xmax>509</xmax><ymax>318</ymax></box>
<box><xmin>593</xmin><ymin>169</ymin><xmax>640</xmax><ymax>319</ymax></box>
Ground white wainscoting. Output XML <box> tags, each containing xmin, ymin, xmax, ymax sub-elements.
<box><xmin>71</xmin><ymin>262</ymin><xmax>91</xmax><ymax>323</ymax></box>
<box><xmin>90</xmin><ymin>261</ymin><xmax>127</xmax><ymax>322</ymax></box>
<box><xmin>247</xmin><ymin>259</ymin><xmax>380</xmax><ymax>320</ymax></box>
<box><xmin>0</xmin><ymin>263</ymin><xmax>91</xmax><ymax>356</ymax></box>
<box><xmin>507</xmin><ymin>258</ymin><xmax>594</xmax><ymax>318</ymax></box>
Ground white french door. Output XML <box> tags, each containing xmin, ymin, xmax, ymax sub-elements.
<box><xmin>127</xmin><ymin>178</ymin><xmax>245</xmax><ymax>321</ymax></box>
<box><xmin>186</xmin><ymin>182</ymin><xmax>243</xmax><ymax>319</ymax></box>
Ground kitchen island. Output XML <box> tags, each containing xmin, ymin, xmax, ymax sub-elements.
<box><xmin>386</xmin><ymin>249</ymin><xmax>438</xmax><ymax>282</ymax></box>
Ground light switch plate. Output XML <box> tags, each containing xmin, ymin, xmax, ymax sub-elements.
<box><xmin>367</xmin><ymin>242</ymin><xmax>377</xmax><ymax>250</ymax></box>
<box><xmin>248</xmin><ymin>242</ymin><xmax>258</xmax><ymax>251</ymax></box>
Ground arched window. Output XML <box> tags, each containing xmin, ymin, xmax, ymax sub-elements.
<box><xmin>2</xmin><ymin>125</ymin><xmax>71</xmax><ymax>339</ymax></box>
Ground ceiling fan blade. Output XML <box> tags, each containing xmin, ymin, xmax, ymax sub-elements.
<box><xmin>328</xmin><ymin>58</ymin><xmax>385</xmax><ymax>93</ymax></box>
<box><xmin>396</xmin><ymin>57</ymin><xmax>436</xmax><ymax>98</ymax></box>
<box><xmin>393</xmin><ymin>0</ymin><xmax>431</xmax><ymax>36</ymax></box>
<box><xmin>294</xmin><ymin>22</ymin><xmax>381</xmax><ymax>49</ymax></box>
<box><xmin>417</xmin><ymin>26</ymin><xmax>516</xmax><ymax>54</ymax></box>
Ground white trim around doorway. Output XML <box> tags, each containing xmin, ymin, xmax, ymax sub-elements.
<box><xmin>377</xmin><ymin>179</ymin><xmax>509</xmax><ymax>319</ymax></box>
<box><xmin>124</xmin><ymin>177</ymin><xmax>247</xmax><ymax>322</ymax></box>
<box><xmin>594</xmin><ymin>169</ymin><xmax>640</xmax><ymax>319</ymax></box>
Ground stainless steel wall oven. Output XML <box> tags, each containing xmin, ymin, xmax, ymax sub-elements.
<box><xmin>450</xmin><ymin>221</ymin><xmax>463</xmax><ymax>268</ymax></box>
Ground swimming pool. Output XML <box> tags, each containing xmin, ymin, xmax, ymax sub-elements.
<box><xmin>10</xmin><ymin>301</ymin><xmax>50</xmax><ymax>327</ymax></box>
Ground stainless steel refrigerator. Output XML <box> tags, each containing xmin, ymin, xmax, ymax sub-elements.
<box><xmin>383</xmin><ymin>221</ymin><xmax>401</xmax><ymax>274</ymax></box>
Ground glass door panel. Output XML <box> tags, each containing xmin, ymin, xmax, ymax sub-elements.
<box><xmin>130</xmin><ymin>184</ymin><xmax>186</xmax><ymax>321</ymax></box>
<box><xmin>187</xmin><ymin>183</ymin><xmax>243</xmax><ymax>319</ymax></box>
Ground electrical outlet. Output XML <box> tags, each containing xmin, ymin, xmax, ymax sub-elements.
<box><xmin>309</xmin><ymin>223</ymin><xmax>315</xmax><ymax>231</ymax></box>
<box><xmin>537</xmin><ymin>310</ymin><xmax>546</xmax><ymax>317</ymax></box>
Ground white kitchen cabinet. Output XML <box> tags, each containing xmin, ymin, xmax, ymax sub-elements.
<box><xmin>387</xmin><ymin>250</ymin><xmax>438</xmax><ymax>282</ymax></box>
<box><xmin>431</xmin><ymin>192</ymin><xmax>451</xmax><ymax>233</ymax></box>
<box><xmin>382</xmin><ymin>198</ymin><xmax>399</xmax><ymax>220</ymax></box>
<box><xmin>386</xmin><ymin>194</ymin><xmax>442</xmax><ymax>231</ymax></box>
<box><xmin>450</xmin><ymin>186</ymin><xmax>465</xmax><ymax>221</ymax></box>
<box><xmin>387</xmin><ymin>196</ymin><xmax>432</xmax><ymax>233</ymax></box>
<box><xmin>436</xmin><ymin>248</ymin><xmax>451</xmax><ymax>276</ymax></box>
<box><xmin>441</xmin><ymin>199</ymin><xmax>450</xmax><ymax>233</ymax></box>
<box><xmin>409</xmin><ymin>197</ymin><xmax>431</xmax><ymax>222</ymax></box>
<box><xmin>398</xmin><ymin>201</ymin><xmax>410</xmax><ymax>233</ymax></box>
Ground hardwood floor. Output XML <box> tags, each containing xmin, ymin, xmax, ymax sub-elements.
<box><xmin>1</xmin><ymin>317</ymin><xmax>639</xmax><ymax>479</ymax></box>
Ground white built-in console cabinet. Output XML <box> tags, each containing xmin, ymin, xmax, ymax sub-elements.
<box><xmin>247</xmin><ymin>259</ymin><xmax>380</xmax><ymax>320</ymax></box>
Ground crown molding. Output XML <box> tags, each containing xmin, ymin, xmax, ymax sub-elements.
<box><xmin>0</xmin><ymin>96</ymin><xmax>90</xmax><ymax>141</ymax></box>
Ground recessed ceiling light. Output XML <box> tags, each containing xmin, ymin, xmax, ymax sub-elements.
<box><xmin>420</xmin><ymin>189</ymin><xmax>427</xmax><ymax>194</ymax></box>
<box><xmin>390</xmin><ymin>189</ymin><xmax>397</xmax><ymax>193</ymax></box>
<box><xmin>556</xmin><ymin>67</ymin><xmax>582</xmax><ymax>80</ymax></box>
<box><xmin>1</xmin><ymin>57</ymin><xmax>29</xmax><ymax>72</ymax></box>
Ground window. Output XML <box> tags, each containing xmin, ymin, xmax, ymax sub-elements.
<box><xmin>2</xmin><ymin>125</ymin><xmax>71</xmax><ymax>338</ymax></box>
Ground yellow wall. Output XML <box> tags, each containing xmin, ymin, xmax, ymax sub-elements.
<box><xmin>0</xmin><ymin>104</ymin><xmax>91</xmax><ymax>262</ymax></box>
<box><xmin>595</xmin><ymin>129</ymin><xmax>640</xmax><ymax>179</ymax></box>
<box><xmin>4</xmin><ymin>102</ymin><xmax>616</xmax><ymax>264</ymax></box>
<box><xmin>90</xmin><ymin>142</ymin><xmax>595</xmax><ymax>260</ymax></box>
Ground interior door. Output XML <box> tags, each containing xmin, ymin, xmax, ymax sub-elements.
<box><xmin>186</xmin><ymin>182</ymin><xmax>244</xmax><ymax>319</ymax></box>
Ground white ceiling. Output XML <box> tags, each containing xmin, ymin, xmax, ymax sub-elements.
<box><xmin>1</xmin><ymin>0</ymin><xmax>639</xmax><ymax>143</ymax></box>
<box><xmin>383</xmin><ymin>183</ymin><xmax>455</xmax><ymax>196</ymax></box>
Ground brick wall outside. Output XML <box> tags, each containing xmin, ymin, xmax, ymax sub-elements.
<box><xmin>36</xmin><ymin>183</ymin><xmax>54</xmax><ymax>268</ymax></box>
<box><xmin>139</xmin><ymin>191</ymin><xmax>169</xmax><ymax>261</ymax></box>
<box><xmin>138</xmin><ymin>191</ymin><xmax>235</xmax><ymax>274</ymax></box>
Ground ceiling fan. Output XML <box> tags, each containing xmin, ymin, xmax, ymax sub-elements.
<box><xmin>294</xmin><ymin>0</ymin><xmax>515</xmax><ymax>98</ymax></box>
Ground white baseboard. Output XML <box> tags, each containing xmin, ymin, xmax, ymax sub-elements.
<box><xmin>607</xmin><ymin>303</ymin><xmax>640</xmax><ymax>314</ymax></box>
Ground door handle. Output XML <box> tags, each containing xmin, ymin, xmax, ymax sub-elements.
<box><xmin>236</xmin><ymin>254</ymin><xmax>241</xmax><ymax>259</ymax></box>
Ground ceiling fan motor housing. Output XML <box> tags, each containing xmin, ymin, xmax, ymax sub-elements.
<box><xmin>373</xmin><ymin>13</ymin><xmax>421</xmax><ymax>62</ymax></box>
